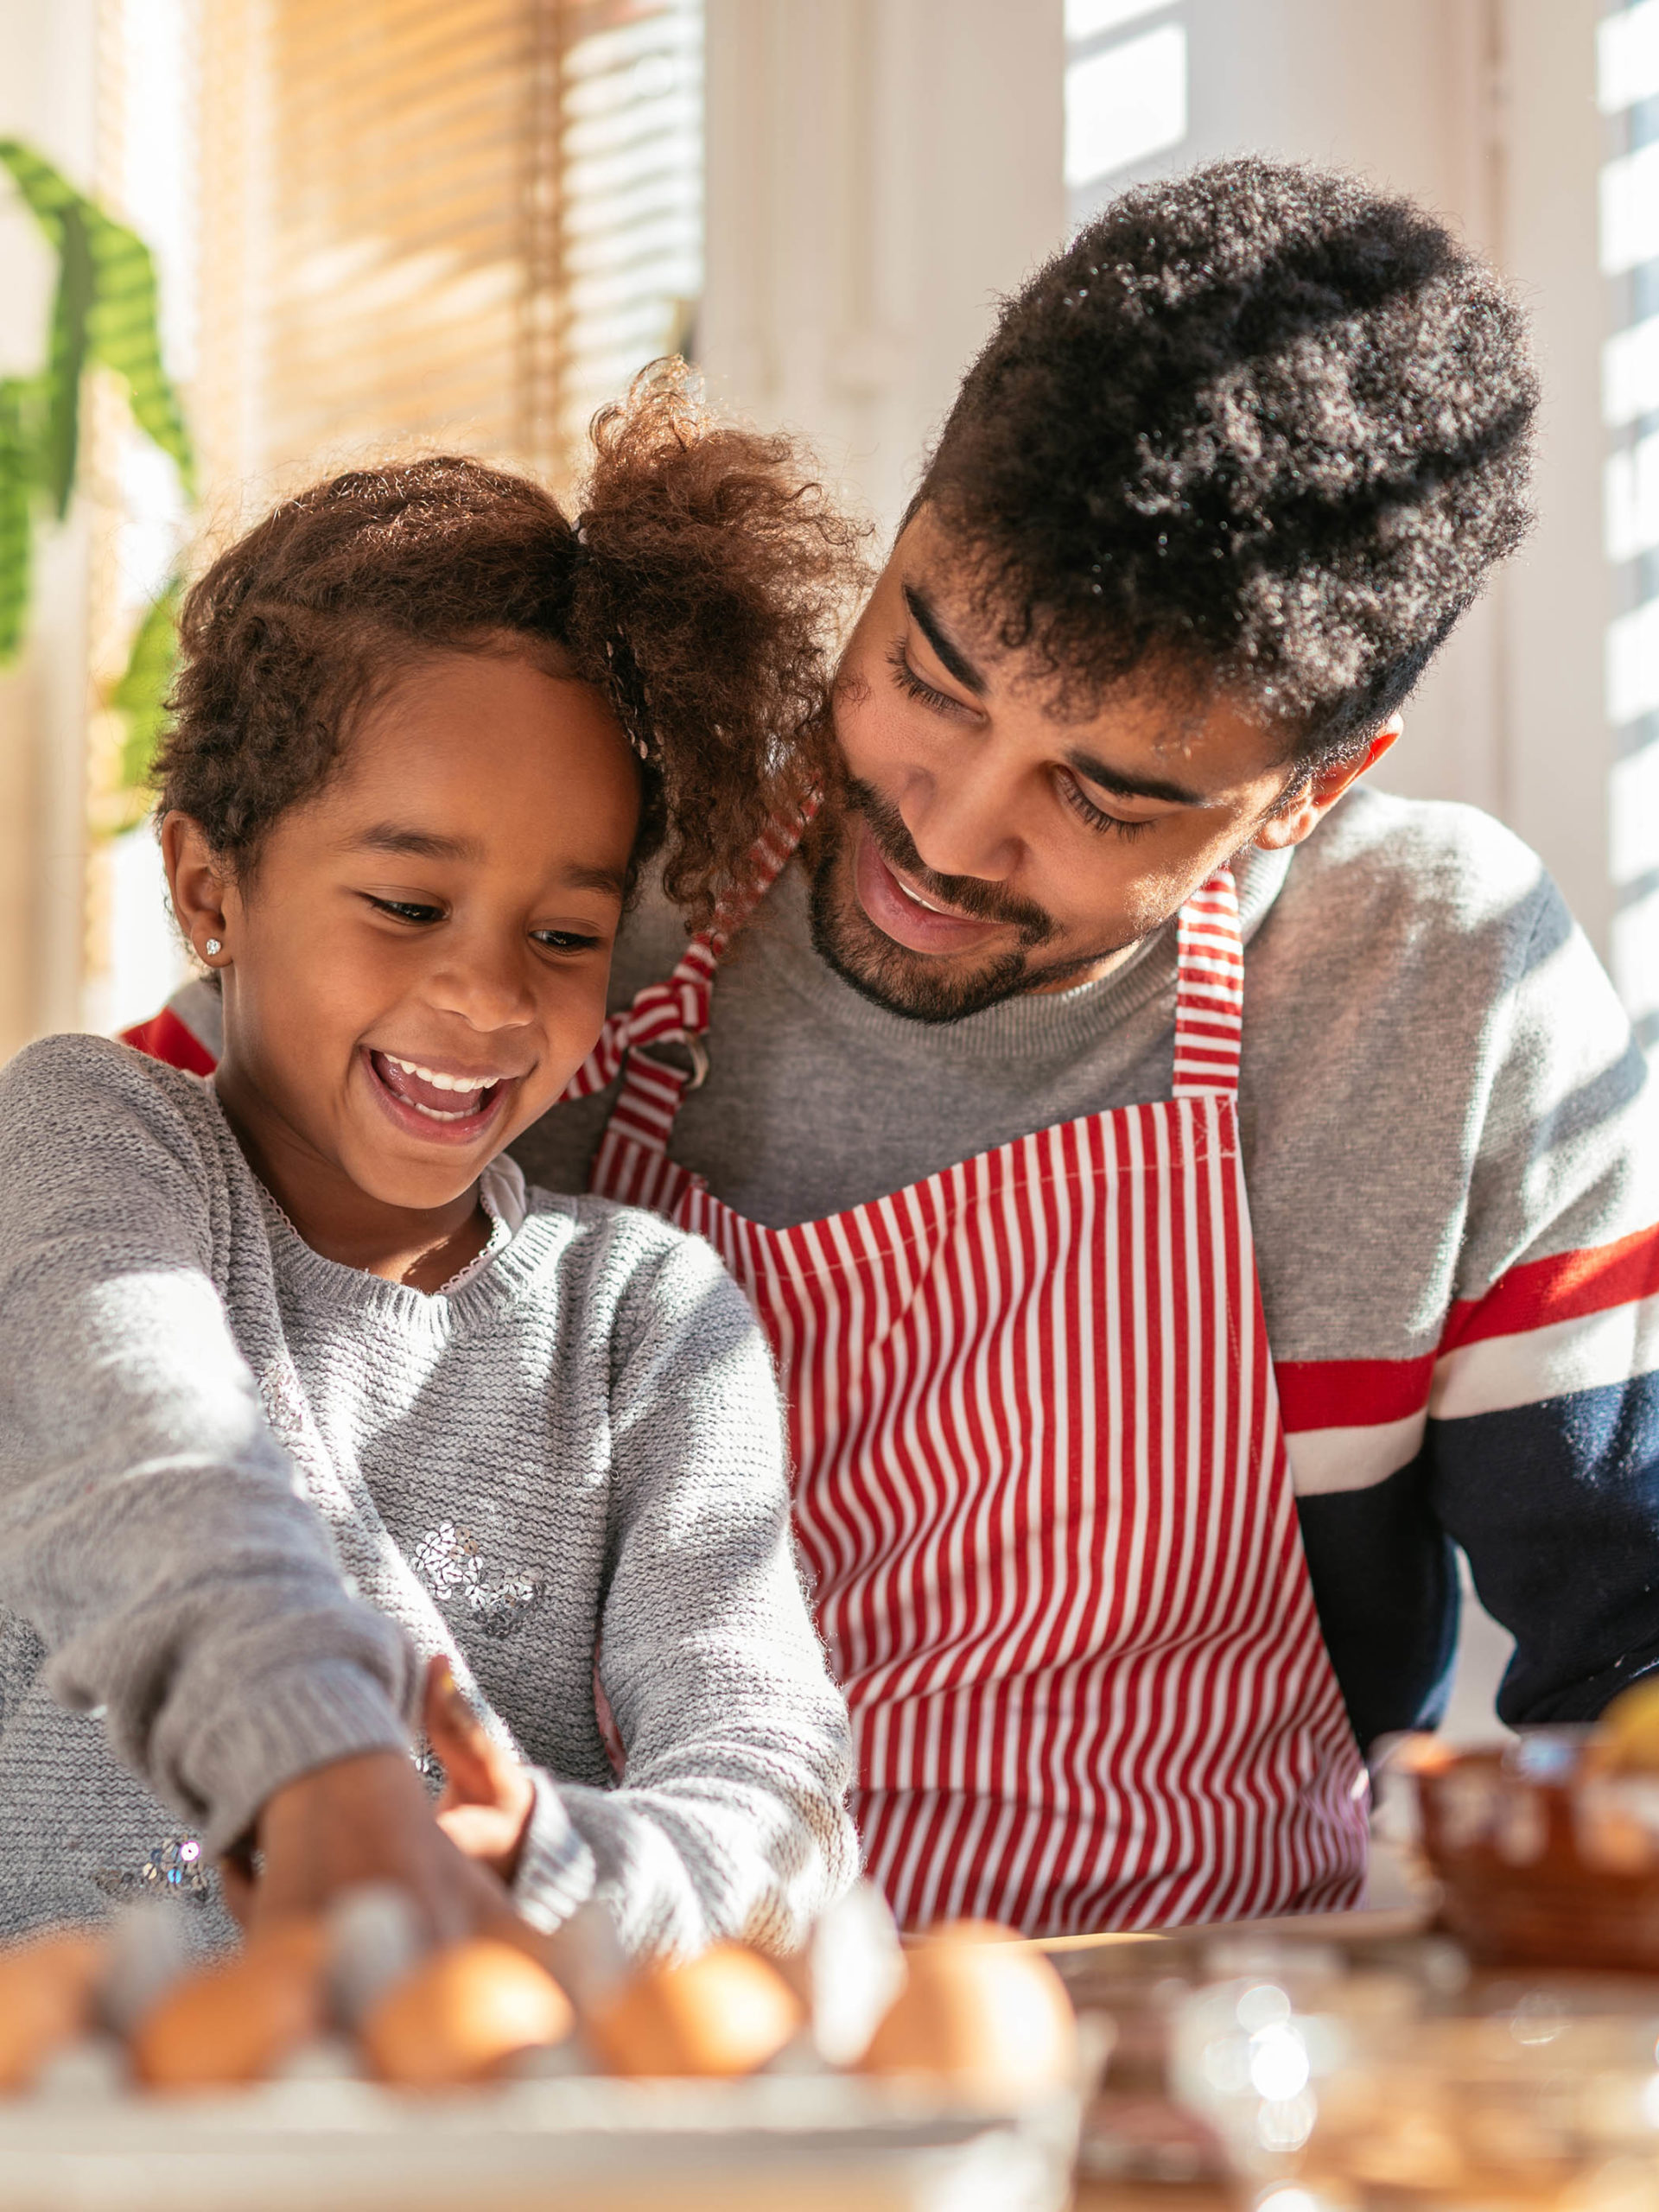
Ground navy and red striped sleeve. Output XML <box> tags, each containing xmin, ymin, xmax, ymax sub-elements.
<box><xmin>1281</xmin><ymin>1230</ymin><xmax>1659</xmax><ymax>1747</ymax></box>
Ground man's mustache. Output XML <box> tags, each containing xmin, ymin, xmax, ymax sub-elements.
<box><xmin>842</xmin><ymin>777</ymin><xmax>1057</xmax><ymax>946</ymax></box>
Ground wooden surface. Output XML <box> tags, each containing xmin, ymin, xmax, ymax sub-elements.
<box><xmin>1076</xmin><ymin>2188</ymin><xmax>1229</xmax><ymax>2212</ymax></box>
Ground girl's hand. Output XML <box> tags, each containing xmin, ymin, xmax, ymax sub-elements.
<box><xmin>234</xmin><ymin>1746</ymin><xmax>530</xmax><ymax>1947</ymax></box>
<box><xmin>218</xmin><ymin>1657</ymin><xmax>538</xmax><ymax>1948</ymax></box>
<box><xmin>423</xmin><ymin>1655</ymin><xmax>537</xmax><ymax>1885</ymax></box>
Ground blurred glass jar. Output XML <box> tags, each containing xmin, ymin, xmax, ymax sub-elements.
<box><xmin>1172</xmin><ymin>1962</ymin><xmax>1659</xmax><ymax>2208</ymax></box>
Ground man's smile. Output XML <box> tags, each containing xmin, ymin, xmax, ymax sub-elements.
<box><xmin>850</xmin><ymin>815</ymin><xmax>1008</xmax><ymax>959</ymax></box>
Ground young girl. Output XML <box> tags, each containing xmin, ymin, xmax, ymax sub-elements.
<box><xmin>0</xmin><ymin>370</ymin><xmax>861</xmax><ymax>1959</ymax></box>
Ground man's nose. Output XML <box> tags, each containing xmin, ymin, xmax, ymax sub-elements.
<box><xmin>900</xmin><ymin>761</ymin><xmax>1022</xmax><ymax>885</ymax></box>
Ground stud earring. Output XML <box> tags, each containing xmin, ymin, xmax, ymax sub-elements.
<box><xmin>203</xmin><ymin>938</ymin><xmax>223</xmax><ymax>958</ymax></box>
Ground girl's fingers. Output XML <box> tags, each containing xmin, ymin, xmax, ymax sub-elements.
<box><xmin>435</xmin><ymin>1801</ymin><xmax>525</xmax><ymax>1880</ymax></box>
<box><xmin>423</xmin><ymin>1655</ymin><xmax>534</xmax><ymax>1834</ymax></box>
<box><xmin>218</xmin><ymin>1854</ymin><xmax>255</xmax><ymax>1929</ymax></box>
<box><xmin>422</xmin><ymin>1655</ymin><xmax>499</xmax><ymax>1806</ymax></box>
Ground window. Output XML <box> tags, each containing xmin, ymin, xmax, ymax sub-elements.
<box><xmin>1602</xmin><ymin>0</ymin><xmax>1659</xmax><ymax>1040</ymax></box>
<box><xmin>194</xmin><ymin>0</ymin><xmax>702</xmax><ymax>498</ymax></box>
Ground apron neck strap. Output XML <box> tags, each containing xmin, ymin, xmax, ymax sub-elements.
<box><xmin>561</xmin><ymin>798</ymin><xmax>817</xmax><ymax>1102</ymax></box>
<box><xmin>703</xmin><ymin>791</ymin><xmax>819</xmax><ymax>960</ymax></box>
<box><xmin>1173</xmin><ymin>868</ymin><xmax>1243</xmax><ymax>1099</ymax></box>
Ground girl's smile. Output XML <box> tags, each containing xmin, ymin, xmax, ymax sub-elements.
<box><xmin>362</xmin><ymin>1048</ymin><xmax>517</xmax><ymax>1142</ymax></box>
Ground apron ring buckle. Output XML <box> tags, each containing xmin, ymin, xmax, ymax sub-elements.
<box><xmin>634</xmin><ymin>1033</ymin><xmax>709</xmax><ymax>1092</ymax></box>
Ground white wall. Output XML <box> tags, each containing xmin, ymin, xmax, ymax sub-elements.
<box><xmin>0</xmin><ymin>3</ymin><xmax>100</xmax><ymax>1052</ymax></box>
<box><xmin>701</xmin><ymin>0</ymin><xmax>1068</xmax><ymax>540</ymax></box>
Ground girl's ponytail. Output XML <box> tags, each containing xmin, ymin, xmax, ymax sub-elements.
<box><xmin>566</xmin><ymin>361</ymin><xmax>866</xmax><ymax>927</ymax></box>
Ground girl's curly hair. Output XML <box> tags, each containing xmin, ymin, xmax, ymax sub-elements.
<box><xmin>156</xmin><ymin>364</ymin><xmax>865</xmax><ymax>928</ymax></box>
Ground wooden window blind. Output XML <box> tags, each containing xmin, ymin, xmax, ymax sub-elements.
<box><xmin>194</xmin><ymin>0</ymin><xmax>702</xmax><ymax>512</ymax></box>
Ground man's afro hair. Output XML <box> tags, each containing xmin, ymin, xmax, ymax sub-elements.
<box><xmin>918</xmin><ymin>156</ymin><xmax>1538</xmax><ymax>757</ymax></box>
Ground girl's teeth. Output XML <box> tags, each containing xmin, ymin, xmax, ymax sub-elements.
<box><xmin>387</xmin><ymin>1055</ymin><xmax>499</xmax><ymax>1094</ymax></box>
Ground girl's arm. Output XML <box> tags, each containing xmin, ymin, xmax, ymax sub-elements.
<box><xmin>0</xmin><ymin>1034</ymin><xmax>418</xmax><ymax>1853</ymax></box>
<box><xmin>512</xmin><ymin>1224</ymin><xmax>857</xmax><ymax>1957</ymax></box>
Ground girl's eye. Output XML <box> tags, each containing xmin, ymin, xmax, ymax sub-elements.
<box><xmin>531</xmin><ymin>930</ymin><xmax>602</xmax><ymax>954</ymax></box>
<box><xmin>366</xmin><ymin>895</ymin><xmax>446</xmax><ymax>924</ymax></box>
<box><xmin>887</xmin><ymin>639</ymin><xmax>969</xmax><ymax>716</ymax></box>
<box><xmin>1057</xmin><ymin>769</ymin><xmax>1155</xmax><ymax>840</ymax></box>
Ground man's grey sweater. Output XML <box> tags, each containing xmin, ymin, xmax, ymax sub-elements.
<box><xmin>0</xmin><ymin>1034</ymin><xmax>855</xmax><ymax>1955</ymax></box>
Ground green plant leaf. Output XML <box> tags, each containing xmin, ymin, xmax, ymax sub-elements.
<box><xmin>46</xmin><ymin>201</ymin><xmax>94</xmax><ymax>518</ymax></box>
<box><xmin>0</xmin><ymin>377</ymin><xmax>35</xmax><ymax>662</ymax></box>
<box><xmin>82</xmin><ymin>202</ymin><xmax>194</xmax><ymax>495</ymax></box>
<box><xmin>0</xmin><ymin>138</ymin><xmax>78</xmax><ymax>238</ymax></box>
<box><xmin>111</xmin><ymin>575</ymin><xmax>181</xmax><ymax>793</ymax></box>
<box><xmin>0</xmin><ymin>138</ymin><xmax>195</xmax><ymax>500</ymax></box>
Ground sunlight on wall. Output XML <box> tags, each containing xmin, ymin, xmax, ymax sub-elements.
<box><xmin>86</xmin><ymin>0</ymin><xmax>196</xmax><ymax>1037</ymax></box>
<box><xmin>1600</xmin><ymin>0</ymin><xmax>1659</xmax><ymax>1037</ymax></box>
<box><xmin>1064</xmin><ymin>0</ymin><xmax>1187</xmax><ymax>227</ymax></box>
<box><xmin>557</xmin><ymin>3</ymin><xmax>702</xmax><ymax>454</ymax></box>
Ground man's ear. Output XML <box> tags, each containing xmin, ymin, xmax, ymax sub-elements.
<box><xmin>161</xmin><ymin>811</ymin><xmax>235</xmax><ymax>969</ymax></box>
<box><xmin>1252</xmin><ymin>715</ymin><xmax>1402</xmax><ymax>852</ymax></box>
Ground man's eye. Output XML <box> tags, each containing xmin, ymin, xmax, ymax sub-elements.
<box><xmin>1057</xmin><ymin>771</ymin><xmax>1155</xmax><ymax>839</ymax></box>
<box><xmin>366</xmin><ymin>896</ymin><xmax>445</xmax><ymax>925</ymax></box>
<box><xmin>887</xmin><ymin>639</ymin><xmax>963</xmax><ymax>715</ymax></box>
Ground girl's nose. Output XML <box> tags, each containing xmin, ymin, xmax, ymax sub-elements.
<box><xmin>427</xmin><ymin>936</ymin><xmax>538</xmax><ymax>1033</ymax></box>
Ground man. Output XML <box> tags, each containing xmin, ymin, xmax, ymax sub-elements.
<box><xmin>136</xmin><ymin>159</ymin><xmax>1659</xmax><ymax>1934</ymax></box>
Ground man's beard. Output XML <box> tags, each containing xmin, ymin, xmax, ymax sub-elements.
<box><xmin>806</xmin><ymin>778</ymin><xmax>1133</xmax><ymax>1024</ymax></box>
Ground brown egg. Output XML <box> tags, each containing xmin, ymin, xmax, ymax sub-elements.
<box><xmin>1591</xmin><ymin>1677</ymin><xmax>1659</xmax><ymax>1773</ymax></box>
<box><xmin>130</xmin><ymin>1918</ymin><xmax>327</xmax><ymax>2091</ymax></box>
<box><xmin>1385</xmin><ymin>1732</ymin><xmax>1458</xmax><ymax>1777</ymax></box>
<box><xmin>361</xmin><ymin>1939</ymin><xmax>573</xmax><ymax>2087</ymax></box>
<box><xmin>0</xmin><ymin>1928</ymin><xmax>105</xmax><ymax>2092</ymax></box>
<box><xmin>858</xmin><ymin>1921</ymin><xmax>1077</xmax><ymax>2099</ymax></box>
<box><xmin>587</xmin><ymin>1944</ymin><xmax>803</xmax><ymax>2077</ymax></box>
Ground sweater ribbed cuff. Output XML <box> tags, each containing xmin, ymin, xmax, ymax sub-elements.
<box><xmin>512</xmin><ymin>1770</ymin><xmax>597</xmax><ymax>1934</ymax></box>
<box><xmin>188</xmin><ymin>1659</ymin><xmax>412</xmax><ymax>1854</ymax></box>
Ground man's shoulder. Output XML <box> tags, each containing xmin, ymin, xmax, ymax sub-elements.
<box><xmin>1276</xmin><ymin>785</ymin><xmax>1558</xmax><ymax>964</ymax></box>
<box><xmin>1292</xmin><ymin>787</ymin><xmax>1557</xmax><ymax>933</ymax></box>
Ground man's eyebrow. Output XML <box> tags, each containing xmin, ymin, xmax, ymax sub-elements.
<box><xmin>1065</xmin><ymin>750</ymin><xmax>1207</xmax><ymax>808</ymax></box>
<box><xmin>903</xmin><ymin>583</ymin><xmax>988</xmax><ymax>696</ymax></box>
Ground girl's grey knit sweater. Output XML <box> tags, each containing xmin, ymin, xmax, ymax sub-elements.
<box><xmin>0</xmin><ymin>1034</ymin><xmax>855</xmax><ymax>1955</ymax></box>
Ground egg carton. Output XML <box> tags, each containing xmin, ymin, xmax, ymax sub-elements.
<box><xmin>0</xmin><ymin>2064</ymin><xmax>1081</xmax><ymax>2212</ymax></box>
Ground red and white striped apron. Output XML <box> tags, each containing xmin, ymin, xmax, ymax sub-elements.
<box><xmin>567</xmin><ymin>829</ymin><xmax>1368</xmax><ymax>1933</ymax></box>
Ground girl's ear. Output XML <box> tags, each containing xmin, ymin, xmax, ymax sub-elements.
<box><xmin>161</xmin><ymin>810</ymin><xmax>235</xmax><ymax>969</ymax></box>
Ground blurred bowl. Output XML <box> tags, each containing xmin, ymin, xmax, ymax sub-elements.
<box><xmin>1410</xmin><ymin>1738</ymin><xmax>1659</xmax><ymax>1972</ymax></box>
